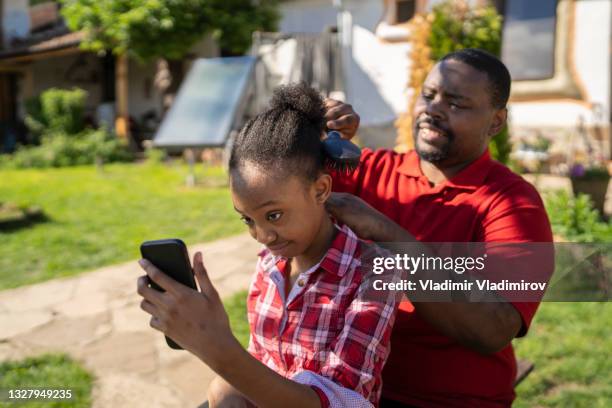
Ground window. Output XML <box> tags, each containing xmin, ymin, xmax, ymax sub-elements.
<box><xmin>501</xmin><ymin>0</ymin><xmax>558</xmax><ymax>81</ymax></box>
<box><xmin>383</xmin><ymin>0</ymin><xmax>420</xmax><ymax>25</ymax></box>
<box><xmin>397</xmin><ymin>0</ymin><xmax>416</xmax><ymax>23</ymax></box>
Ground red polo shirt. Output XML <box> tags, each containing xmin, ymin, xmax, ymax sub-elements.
<box><xmin>331</xmin><ymin>148</ymin><xmax>553</xmax><ymax>407</ymax></box>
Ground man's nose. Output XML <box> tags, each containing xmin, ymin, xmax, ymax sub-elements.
<box><xmin>425</xmin><ymin>95</ymin><xmax>445</xmax><ymax>120</ymax></box>
<box><xmin>254</xmin><ymin>226</ymin><xmax>277</xmax><ymax>245</ymax></box>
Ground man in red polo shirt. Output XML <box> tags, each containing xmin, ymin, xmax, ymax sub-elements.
<box><xmin>324</xmin><ymin>48</ymin><xmax>553</xmax><ymax>407</ymax></box>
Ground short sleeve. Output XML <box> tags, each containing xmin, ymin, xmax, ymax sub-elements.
<box><xmin>480</xmin><ymin>179</ymin><xmax>554</xmax><ymax>335</ymax></box>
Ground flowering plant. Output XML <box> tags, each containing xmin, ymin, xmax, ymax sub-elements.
<box><xmin>569</xmin><ymin>163</ymin><xmax>609</xmax><ymax>180</ymax></box>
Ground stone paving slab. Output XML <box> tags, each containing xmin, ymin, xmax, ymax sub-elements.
<box><xmin>0</xmin><ymin>233</ymin><xmax>260</xmax><ymax>407</ymax></box>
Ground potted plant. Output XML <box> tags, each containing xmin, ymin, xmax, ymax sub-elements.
<box><xmin>569</xmin><ymin>163</ymin><xmax>610</xmax><ymax>216</ymax></box>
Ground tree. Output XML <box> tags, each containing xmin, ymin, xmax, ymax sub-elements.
<box><xmin>209</xmin><ymin>0</ymin><xmax>279</xmax><ymax>56</ymax></box>
<box><xmin>60</xmin><ymin>0</ymin><xmax>279</xmax><ymax>60</ymax></box>
<box><xmin>60</xmin><ymin>0</ymin><xmax>279</xmax><ymax>139</ymax></box>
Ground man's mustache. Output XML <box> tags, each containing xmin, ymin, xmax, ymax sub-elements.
<box><xmin>415</xmin><ymin>117</ymin><xmax>454</xmax><ymax>141</ymax></box>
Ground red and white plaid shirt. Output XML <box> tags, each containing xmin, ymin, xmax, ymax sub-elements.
<box><xmin>246</xmin><ymin>224</ymin><xmax>399</xmax><ymax>407</ymax></box>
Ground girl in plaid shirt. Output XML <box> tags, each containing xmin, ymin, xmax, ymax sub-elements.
<box><xmin>137</xmin><ymin>83</ymin><xmax>399</xmax><ymax>408</ymax></box>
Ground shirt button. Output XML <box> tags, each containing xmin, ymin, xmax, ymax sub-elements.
<box><xmin>297</xmin><ymin>279</ymin><xmax>306</xmax><ymax>287</ymax></box>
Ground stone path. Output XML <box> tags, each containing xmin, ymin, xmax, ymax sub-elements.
<box><xmin>0</xmin><ymin>233</ymin><xmax>260</xmax><ymax>408</ymax></box>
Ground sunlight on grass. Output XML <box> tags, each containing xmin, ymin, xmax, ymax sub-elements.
<box><xmin>0</xmin><ymin>162</ymin><xmax>245</xmax><ymax>289</ymax></box>
<box><xmin>226</xmin><ymin>290</ymin><xmax>249</xmax><ymax>348</ymax></box>
<box><xmin>0</xmin><ymin>353</ymin><xmax>93</xmax><ymax>407</ymax></box>
<box><xmin>514</xmin><ymin>302</ymin><xmax>612</xmax><ymax>407</ymax></box>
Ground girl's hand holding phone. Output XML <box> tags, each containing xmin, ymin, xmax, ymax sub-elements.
<box><xmin>136</xmin><ymin>252</ymin><xmax>242</xmax><ymax>369</ymax></box>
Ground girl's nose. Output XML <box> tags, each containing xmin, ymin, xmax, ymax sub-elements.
<box><xmin>255</xmin><ymin>226</ymin><xmax>277</xmax><ymax>246</ymax></box>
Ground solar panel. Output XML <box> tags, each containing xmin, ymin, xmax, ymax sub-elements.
<box><xmin>153</xmin><ymin>56</ymin><xmax>255</xmax><ymax>150</ymax></box>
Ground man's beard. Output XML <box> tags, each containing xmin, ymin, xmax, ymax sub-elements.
<box><xmin>413</xmin><ymin>117</ymin><xmax>455</xmax><ymax>163</ymax></box>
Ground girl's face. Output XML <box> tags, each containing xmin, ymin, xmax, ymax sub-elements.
<box><xmin>230</xmin><ymin>163</ymin><xmax>331</xmax><ymax>259</ymax></box>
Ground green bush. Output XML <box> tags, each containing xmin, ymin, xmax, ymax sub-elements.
<box><xmin>1</xmin><ymin>129</ymin><xmax>132</xmax><ymax>169</ymax></box>
<box><xmin>144</xmin><ymin>147</ymin><xmax>168</xmax><ymax>164</ymax></box>
<box><xmin>25</xmin><ymin>88</ymin><xmax>88</xmax><ymax>139</ymax></box>
<box><xmin>429</xmin><ymin>0</ymin><xmax>502</xmax><ymax>60</ymax></box>
<box><xmin>544</xmin><ymin>190</ymin><xmax>611</xmax><ymax>242</ymax></box>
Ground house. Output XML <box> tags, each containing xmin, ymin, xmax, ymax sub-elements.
<box><xmin>2</xmin><ymin>0</ymin><xmax>610</xmax><ymax>162</ymax></box>
<box><xmin>277</xmin><ymin>0</ymin><xmax>612</xmax><ymax>162</ymax></box>
<box><xmin>0</xmin><ymin>0</ymin><xmax>217</xmax><ymax>149</ymax></box>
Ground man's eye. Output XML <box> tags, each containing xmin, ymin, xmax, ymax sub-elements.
<box><xmin>422</xmin><ymin>92</ymin><xmax>434</xmax><ymax>100</ymax></box>
<box><xmin>240</xmin><ymin>216</ymin><xmax>253</xmax><ymax>226</ymax></box>
<box><xmin>267</xmin><ymin>212</ymin><xmax>282</xmax><ymax>222</ymax></box>
<box><xmin>449</xmin><ymin>102</ymin><xmax>462</xmax><ymax>110</ymax></box>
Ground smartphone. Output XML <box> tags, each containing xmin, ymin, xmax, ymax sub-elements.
<box><xmin>140</xmin><ymin>238</ymin><xmax>197</xmax><ymax>350</ymax></box>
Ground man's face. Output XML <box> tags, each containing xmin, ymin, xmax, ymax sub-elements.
<box><xmin>230</xmin><ymin>164</ymin><xmax>329</xmax><ymax>259</ymax></box>
<box><xmin>413</xmin><ymin>59</ymin><xmax>506</xmax><ymax>167</ymax></box>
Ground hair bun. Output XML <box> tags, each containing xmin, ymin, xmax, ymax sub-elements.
<box><xmin>269</xmin><ymin>83</ymin><xmax>325</xmax><ymax>128</ymax></box>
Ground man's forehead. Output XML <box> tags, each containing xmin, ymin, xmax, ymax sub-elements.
<box><xmin>426</xmin><ymin>60</ymin><xmax>489</xmax><ymax>95</ymax></box>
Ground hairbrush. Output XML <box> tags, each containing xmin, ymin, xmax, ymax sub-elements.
<box><xmin>322</xmin><ymin>131</ymin><xmax>361</xmax><ymax>173</ymax></box>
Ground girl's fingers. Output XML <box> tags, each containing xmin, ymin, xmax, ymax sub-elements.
<box><xmin>140</xmin><ymin>298</ymin><xmax>160</xmax><ymax>317</ymax></box>
<box><xmin>149</xmin><ymin>316</ymin><xmax>164</xmax><ymax>332</ymax></box>
<box><xmin>136</xmin><ymin>275</ymin><xmax>169</xmax><ymax>308</ymax></box>
<box><xmin>138</xmin><ymin>259</ymin><xmax>183</xmax><ymax>297</ymax></box>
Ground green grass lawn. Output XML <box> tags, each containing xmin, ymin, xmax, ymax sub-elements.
<box><xmin>226</xmin><ymin>290</ymin><xmax>250</xmax><ymax>348</ymax></box>
<box><xmin>0</xmin><ymin>162</ymin><xmax>244</xmax><ymax>289</ymax></box>
<box><xmin>0</xmin><ymin>353</ymin><xmax>93</xmax><ymax>407</ymax></box>
<box><xmin>514</xmin><ymin>302</ymin><xmax>612</xmax><ymax>407</ymax></box>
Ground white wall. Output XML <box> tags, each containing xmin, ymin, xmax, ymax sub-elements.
<box><xmin>22</xmin><ymin>33</ymin><xmax>217</xmax><ymax>126</ymax></box>
<box><xmin>509</xmin><ymin>0</ymin><xmax>611</xmax><ymax>129</ymax></box>
<box><xmin>127</xmin><ymin>59</ymin><xmax>158</xmax><ymax>120</ymax></box>
<box><xmin>279</xmin><ymin>0</ymin><xmax>410</xmax><ymax>131</ymax></box>
<box><xmin>28</xmin><ymin>53</ymin><xmax>104</xmax><ymax>117</ymax></box>
<box><xmin>279</xmin><ymin>0</ymin><xmax>338</xmax><ymax>33</ymax></box>
<box><xmin>27</xmin><ymin>52</ymin><xmax>156</xmax><ymax>124</ymax></box>
<box><xmin>350</xmin><ymin>25</ymin><xmax>410</xmax><ymax>126</ymax></box>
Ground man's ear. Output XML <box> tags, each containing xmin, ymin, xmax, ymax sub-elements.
<box><xmin>488</xmin><ymin>107</ymin><xmax>507</xmax><ymax>137</ymax></box>
<box><xmin>313</xmin><ymin>173</ymin><xmax>332</xmax><ymax>204</ymax></box>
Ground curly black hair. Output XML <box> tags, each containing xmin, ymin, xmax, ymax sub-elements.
<box><xmin>229</xmin><ymin>82</ymin><xmax>326</xmax><ymax>181</ymax></box>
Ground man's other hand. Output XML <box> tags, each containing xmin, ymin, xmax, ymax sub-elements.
<box><xmin>325</xmin><ymin>192</ymin><xmax>406</xmax><ymax>242</ymax></box>
<box><xmin>324</xmin><ymin>99</ymin><xmax>360</xmax><ymax>140</ymax></box>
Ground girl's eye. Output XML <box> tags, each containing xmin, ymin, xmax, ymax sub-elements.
<box><xmin>267</xmin><ymin>212</ymin><xmax>282</xmax><ymax>222</ymax></box>
<box><xmin>240</xmin><ymin>216</ymin><xmax>253</xmax><ymax>226</ymax></box>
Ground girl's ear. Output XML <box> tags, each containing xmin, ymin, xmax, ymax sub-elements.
<box><xmin>313</xmin><ymin>173</ymin><xmax>332</xmax><ymax>204</ymax></box>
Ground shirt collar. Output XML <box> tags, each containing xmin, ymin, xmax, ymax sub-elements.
<box><xmin>396</xmin><ymin>149</ymin><xmax>494</xmax><ymax>191</ymax></box>
<box><xmin>257</xmin><ymin>224</ymin><xmax>360</xmax><ymax>278</ymax></box>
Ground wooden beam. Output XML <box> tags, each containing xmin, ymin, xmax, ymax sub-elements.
<box><xmin>22</xmin><ymin>67</ymin><xmax>34</xmax><ymax>99</ymax></box>
<box><xmin>0</xmin><ymin>46</ymin><xmax>81</xmax><ymax>64</ymax></box>
<box><xmin>115</xmin><ymin>53</ymin><xmax>130</xmax><ymax>139</ymax></box>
